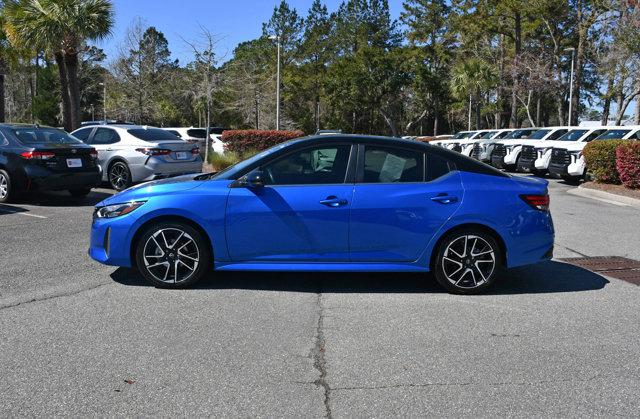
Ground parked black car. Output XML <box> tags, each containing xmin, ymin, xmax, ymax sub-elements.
<box><xmin>0</xmin><ymin>124</ymin><xmax>102</xmax><ymax>203</ymax></box>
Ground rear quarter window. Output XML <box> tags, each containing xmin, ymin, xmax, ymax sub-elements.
<box><xmin>427</xmin><ymin>154</ymin><xmax>451</xmax><ymax>181</ymax></box>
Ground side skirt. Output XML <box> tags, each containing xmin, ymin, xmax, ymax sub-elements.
<box><xmin>214</xmin><ymin>261</ymin><xmax>430</xmax><ymax>273</ymax></box>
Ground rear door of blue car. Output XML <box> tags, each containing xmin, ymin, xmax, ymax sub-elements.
<box><xmin>349</xmin><ymin>144</ymin><xmax>463</xmax><ymax>262</ymax></box>
<box><xmin>225</xmin><ymin>143</ymin><xmax>355</xmax><ymax>261</ymax></box>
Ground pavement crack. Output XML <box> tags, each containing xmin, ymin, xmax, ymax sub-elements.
<box><xmin>0</xmin><ymin>282</ymin><xmax>111</xmax><ymax>310</ymax></box>
<box><xmin>311</xmin><ymin>284</ymin><xmax>332</xmax><ymax>419</ymax></box>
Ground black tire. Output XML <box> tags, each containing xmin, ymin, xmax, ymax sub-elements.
<box><xmin>433</xmin><ymin>228</ymin><xmax>503</xmax><ymax>295</ymax></box>
<box><xmin>561</xmin><ymin>175</ymin><xmax>581</xmax><ymax>185</ymax></box>
<box><xmin>0</xmin><ymin>170</ymin><xmax>14</xmax><ymax>203</ymax></box>
<box><xmin>135</xmin><ymin>221</ymin><xmax>211</xmax><ymax>288</ymax></box>
<box><xmin>108</xmin><ymin>161</ymin><xmax>132</xmax><ymax>191</ymax></box>
<box><xmin>69</xmin><ymin>188</ymin><xmax>92</xmax><ymax>197</ymax></box>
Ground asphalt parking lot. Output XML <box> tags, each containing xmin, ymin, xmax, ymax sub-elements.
<box><xmin>1</xmin><ymin>179</ymin><xmax>639</xmax><ymax>416</ymax></box>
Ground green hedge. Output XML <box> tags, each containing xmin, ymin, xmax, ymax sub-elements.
<box><xmin>222</xmin><ymin>130</ymin><xmax>305</xmax><ymax>154</ymax></box>
<box><xmin>583</xmin><ymin>140</ymin><xmax>631</xmax><ymax>184</ymax></box>
<box><xmin>616</xmin><ymin>142</ymin><xmax>640</xmax><ymax>189</ymax></box>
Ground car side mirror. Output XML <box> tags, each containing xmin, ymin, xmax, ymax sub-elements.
<box><xmin>245</xmin><ymin>171</ymin><xmax>264</xmax><ymax>188</ymax></box>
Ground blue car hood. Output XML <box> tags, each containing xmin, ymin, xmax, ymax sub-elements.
<box><xmin>98</xmin><ymin>174</ymin><xmax>207</xmax><ymax>206</ymax></box>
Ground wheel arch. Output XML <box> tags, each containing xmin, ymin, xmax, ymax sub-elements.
<box><xmin>129</xmin><ymin>215</ymin><xmax>214</xmax><ymax>268</ymax></box>
<box><xmin>429</xmin><ymin>223</ymin><xmax>507</xmax><ymax>271</ymax></box>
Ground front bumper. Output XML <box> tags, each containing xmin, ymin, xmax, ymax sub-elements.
<box><xmin>129</xmin><ymin>158</ymin><xmax>203</xmax><ymax>183</ymax></box>
<box><xmin>535</xmin><ymin>150</ymin><xmax>552</xmax><ymax>170</ymax></box>
<box><xmin>504</xmin><ymin>147</ymin><xmax>521</xmax><ymax>165</ymax></box>
<box><xmin>89</xmin><ymin>216</ymin><xmax>134</xmax><ymax>267</ymax></box>
<box><xmin>517</xmin><ymin>157</ymin><xmax>536</xmax><ymax>173</ymax></box>
<box><xmin>567</xmin><ymin>156</ymin><xmax>586</xmax><ymax>177</ymax></box>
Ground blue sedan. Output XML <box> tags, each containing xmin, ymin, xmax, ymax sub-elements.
<box><xmin>89</xmin><ymin>135</ymin><xmax>554</xmax><ymax>294</ymax></box>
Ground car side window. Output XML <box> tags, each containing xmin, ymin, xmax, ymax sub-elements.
<box><xmin>585</xmin><ymin>130</ymin><xmax>605</xmax><ymax>142</ymax></box>
<box><xmin>427</xmin><ymin>154</ymin><xmax>451</xmax><ymax>181</ymax></box>
<box><xmin>362</xmin><ymin>146</ymin><xmax>424</xmax><ymax>183</ymax></box>
<box><xmin>629</xmin><ymin>131</ymin><xmax>640</xmax><ymax>140</ymax></box>
<box><xmin>262</xmin><ymin>144</ymin><xmax>351</xmax><ymax>185</ymax></box>
<box><xmin>73</xmin><ymin>128</ymin><xmax>93</xmax><ymax>143</ymax></box>
<box><xmin>92</xmin><ymin>128</ymin><xmax>120</xmax><ymax>145</ymax></box>
<box><xmin>548</xmin><ymin>130</ymin><xmax>567</xmax><ymax>141</ymax></box>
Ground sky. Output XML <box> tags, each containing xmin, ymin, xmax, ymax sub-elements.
<box><xmin>98</xmin><ymin>0</ymin><xmax>406</xmax><ymax>65</ymax></box>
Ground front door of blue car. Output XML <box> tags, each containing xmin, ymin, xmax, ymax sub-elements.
<box><xmin>225</xmin><ymin>144</ymin><xmax>354</xmax><ymax>261</ymax></box>
<box><xmin>349</xmin><ymin>145</ymin><xmax>463</xmax><ymax>262</ymax></box>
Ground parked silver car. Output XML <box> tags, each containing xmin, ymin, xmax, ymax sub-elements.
<box><xmin>71</xmin><ymin>125</ymin><xmax>203</xmax><ymax>190</ymax></box>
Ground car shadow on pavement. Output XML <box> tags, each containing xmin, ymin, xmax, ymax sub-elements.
<box><xmin>110</xmin><ymin>260</ymin><xmax>608</xmax><ymax>295</ymax></box>
<box><xmin>12</xmin><ymin>190</ymin><xmax>114</xmax><ymax>207</ymax></box>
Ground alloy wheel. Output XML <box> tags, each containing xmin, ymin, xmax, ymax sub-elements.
<box><xmin>109</xmin><ymin>163</ymin><xmax>129</xmax><ymax>190</ymax></box>
<box><xmin>0</xmin><ymin>174</ymin><xmax>7</xmax><ymax>200</ymax></box>
<box><xmin>142</xmin><ymin>228</ymin><xmax>200</xmax><ymax>284</ymax></box>
<box><xmin>442</xmin><ymin>235</ymin><xmax>496</xmax><ymax>289</ymax></box>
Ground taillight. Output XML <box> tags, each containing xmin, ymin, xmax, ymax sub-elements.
<box><xmin>136</xmin><ymin>148</ymin><xmax>171</xmax><ymax>156</ymax></box>
<box><xmin>20</xmin><ymin>151</ymin><xmax>56</xmax><ymax>160</ymax></box>
<box><xmin>520</xmin><ymin>194</ymin><xmax>550</xmax><ymax>211</ymax></box>
<box><xmin>191</xmin><ymin>147</ymin><xmax>200</xmax><ymax>155</ymax></box>
<box><xmin>89</xmin><ymin>149</ymin><xmax>98</xmax><ymax>159</ymax></box>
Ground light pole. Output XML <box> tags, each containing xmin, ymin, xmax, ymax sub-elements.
<box><xmin>98</xmin><ymin>82</ymin><xmax>106</xmax><ymax>121</ymax></box>
<box><xmin>565</xmin><ymin>47</ymin><xmax>575</xmax><ymax>126</ymax></box>
<box><xmin>269</xmin><ymin>35</ymin><xmax>281</xmax><ymax>130</ymax></box>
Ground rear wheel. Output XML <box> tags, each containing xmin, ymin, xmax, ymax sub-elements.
<box><xmin>0</xmin><ymin>170</ymin><xmax>14</xmax><ymax>203</ymax></box>
<box><xmin>135</xmin><ymin>222</ymin><xmax>211</xmax><ymax>288</ymax></box>
<box><xmin>108</xmin><ymin>161</ymin><xmax>132</xmax><ymax>191</ymax></box>
<box><xmin>69</xmin><ymin>188</ymin><xmax>91</xmax><ymax>197</ymax></box>
<box><xmin>433</xmin><ymin>229</ymin><xmax>502</xmax><ymax>294</ymax></box>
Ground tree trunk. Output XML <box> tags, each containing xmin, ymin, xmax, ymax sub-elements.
<box><xmin>54</xmin><ymin>52</ymin><xmax>72</xmax><ymax>131</ymax></box>
<box><xmin>0</xmin><ymin>57</ymin><xmax>5</xmax><ymax>123</ymax></box>
<box><xmin>496</xmin><ymin>35</ymin><xmax>505</xmax><ymax>129</ymax></box>
<box><xmin>535</xmin><ymin>95</ymin><xmax>541</xmax><ymax>126</ymax></box>
<box><xmin>433</xmin><ymin>110</ymin><xmax>439</xmax><ymax>136</ymax></box>
<box><xmin>601</xmin><ymin>75</ymin><xmax>614</xmax><ymax>125</ymax></box>
<box><xmin>509</xmin><ymin>12</ymin><xmax>522</xmax><ymax>128</ymax></box>
<box><xmin>475</xmin><ymin>96</ymin><xmax>482</xmax><ymax>130</ymax></box>
<box><xmin>63</xmin><ymin>52</ymin><xmax>82</xmax><ymax>130</ymax></box>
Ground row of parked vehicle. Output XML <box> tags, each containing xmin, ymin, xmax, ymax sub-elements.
<box><xmin>0</xmin><ymin>122</ymin><xmax>226</xmax><ymax>203</ymax></box>
<box><xmin>429</xmin><ymin>126</ymin><xmax>640</xmax><ymax>182</ymax></box>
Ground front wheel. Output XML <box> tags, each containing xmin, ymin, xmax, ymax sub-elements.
<box><xmin>433</xmin><ymin>229</ymin><xmax>502</xmax><ymax>294</ymax></box>
<box><xmin>135</xmin><ymin>222</ymin><xmax>211</xmax><ymax>288</ymax></box>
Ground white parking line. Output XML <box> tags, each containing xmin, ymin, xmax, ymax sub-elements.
<box><xmin>0</xmin><ymin>208</ymin><xmax>48</xmax><ymax>219</ymax></box>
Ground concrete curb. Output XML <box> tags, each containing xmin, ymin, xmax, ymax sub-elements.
<box><xmin>567</xmin><ymin>186</ymin><xmax>640</xmax><ymax>209</ymax></box>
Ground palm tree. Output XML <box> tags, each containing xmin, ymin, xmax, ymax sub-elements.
<box><xmin>4</xmin><ymin>0</ymin><xmax>114</xmax><ymax>131</ymax></box>
<box><xmin>451</xmin><ymin>59</ymin><xmax>497</xmax><ymax>130</ymax></box>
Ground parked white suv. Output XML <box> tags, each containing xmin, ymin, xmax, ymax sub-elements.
<box><xmin>491</xmin><ymin>126</ymin><xmax>572</xmax><ymax>172</ymax></box>
<box><xmin>474</xmin><ymin>128</ymin><xmax>538</xmax><ymax>165</ymax></box>
<box><xmin>431</xmin><ymin>131</ymin><xmax>477</xmax><ymax>147</ymax></box>
<box><xmin>517</xmin><ymin>127</ymin><xmax>607</xmax><ymax>175</ymax></box>
<box><xmin>162</xmin><ymin>127</ymin><xmax>225</xmax><ymax>154</ymax></box>
<box><xmin>72</xmin><ymin>125</ymin><xmax>203</xmax><ymax>190</ymax></box>
<box><xmin>548</xmin><ymin>126</ymin><xmax>640</xmax><ymax>182</ymax></box>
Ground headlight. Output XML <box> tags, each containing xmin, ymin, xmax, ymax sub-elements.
<box><xmin>94</xmin><ymin>201</ymin><xmax>146</xmax><ymax>219</ymax></box>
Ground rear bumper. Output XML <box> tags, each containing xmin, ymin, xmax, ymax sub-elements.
<box><xmin>22</xmin><ymin>166</ymin><xmax>102</xmax><ymax>191</ymax></box>
<box><xmin>129</xmin><ymin>158</ymin><xmax>203</xmax><ymax>182</ymax></box>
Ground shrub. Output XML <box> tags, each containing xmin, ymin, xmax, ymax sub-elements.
<box><xmin>583</xmin><ymin>140</ymin><xmax>631</xmax><ymax>184</ymax></box>
<box><xmin>616</xmin><ymin>142</ymin><xmax>640</xmax><ymax>189</ymax></box>
<box><xmin>222</xmin><ymin>130</ymin><xmax>305</xmax><ymax>154</ymax></box>
<box><xmin>207</xmin><ymin>148</ymin><xmax>261</xmax><ymax>171</ymax></box>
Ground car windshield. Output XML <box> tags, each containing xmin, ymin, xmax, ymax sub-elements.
<box><xmin>527</xmin><ymin>129</ymin><xmax>551</xmax><ymax>140</ymax></box>
<box><xmin>504</xmin><ymin>129</ymin><xmax>536</xmax><ymax>139</ymax></box>
<box><xmin>11</xmin><ymin>127</ymin><xmax>82</xmax><ymax>145</ymax></box>
<box><xmin>452</xmin><ymin>131</ymin><xmax>475</xmax><ymax>139</ymax></box>
<box><xmin>128</xmin><ymin>128</ymin><xmax>184</xmax><ymax>142</ymax></box>
<box><xmin>478</xmin><ymin>131</ymin><xmax>497</xmax><ymax>139</ymax></box>
<box><xmin>556</xmin><ymin>129</ymin><xmax>589</xmax><ymax>141</ymax></box>
<box><xmin>212</xmin><ymin>140</ymin><xmax>302</xmax><ymax>180</ymax></box>
<box><xmin>595</xmin><ymin>129</ymin><xmax>630</xmax><ymax>140</ymax></box>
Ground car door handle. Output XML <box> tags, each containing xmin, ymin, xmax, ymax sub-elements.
<box><xmin>430</xmin><ymin>195</ymin><xmax>459</xmax><ymax>204</ymax></box>
<box><xmin>319</xmin><ymin>196</ymin><xmax>348</xmax><ymax>207</ymax></box>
